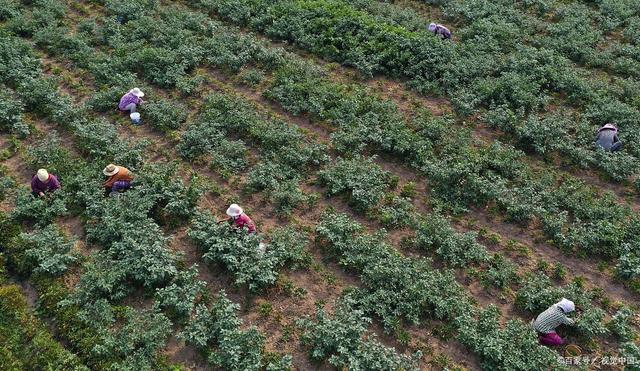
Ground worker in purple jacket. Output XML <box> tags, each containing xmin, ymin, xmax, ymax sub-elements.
<box><xmin>31</xmin><ymin>168</ymin><xmax>60</xmax><ymax>197</ymax></box>
<box><xmin>595</xmin><ymin>123</ymin><xmax>622</xmax><ymax>152</ymax></box>
<box><xmin>428</xmin><ymin>23</ymin><xmax>452</xmax><ymax>40</ymax></box>
<box><xmin>118</xmin><ymin>87</ymin><xmax>145</xmax><ymax>113</ymax></box>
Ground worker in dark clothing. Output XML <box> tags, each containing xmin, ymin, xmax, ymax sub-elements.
<box><xmin>595</xmin><ymin>123</ymin><xmax>622</xmax><ymax>152</ymax></box>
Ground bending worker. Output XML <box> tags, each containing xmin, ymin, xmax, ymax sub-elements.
<box><xmin>31</xmin><ymin>168</ymin><xmax>60</xmax><ymax>197</ymax></box>
<box><xmin>218</xmin><ymin>203</ymin><xmax>256</xmax><ymax>234</ymax></box>
<box><xmin>595</xmin><ymin>123</ymin><xmax>622</xmax><ymax>152</ymax></box>
<box><xmin>103</xmin><ymin>164</ymin><xmax>134</xmax><ymax>197</ymax></box>
<box><xmin>532</xmin><ymin>298</ymin><xmax>576</xmax><ymax>346</ymax></box>
<box><xmin>118</xmin><ymin>88</ymin><xmax>145</xmax><ymax>114</ymax></box>
<box><xmin>428</xmin><ymin>22</ymin><xmax>452</xmax><ymax>40</ymax></box>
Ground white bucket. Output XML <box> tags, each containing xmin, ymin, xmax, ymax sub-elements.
<box><xmin>130</xmin><ymin>112</ymin><xmax>141</xmax><ymax>120</ymax></box>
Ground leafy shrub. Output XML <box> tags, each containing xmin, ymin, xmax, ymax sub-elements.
<box><xmin>316</xmin><ymin>211</ymin><xmax>472</xmax><ymax>330</ymax></box>
<box><xmin>0</xmin><ymin>175</ymin><xmax>16</xmax><ymax>202</ymax></box>
<box><xmin>209</xmin><ymin>139</ymin><xmax>248</xmax><ymax>177</ymax></box>
<box><xmin>75</xmin><ymin>191</ymin><xmax>180</xmax><ymax>298</ymax></box>
<box><xmin>298</xmin><ymin>297</ymin><xmax>420</xmax><ymax>370</ymax></box>
<box><xmin>0</xmin><ymin>90</ymin><xmax>29</xmax><ymax>138</ymax></box>
<box><xmin>318</xmin><ymin>156</ymin><xmax>392</xmax><ymax>212</ymax></box>
<box><xmin>26</xmin><ymin>132</ymin><xmax>81</xmax><ymax>180</ymax></box>
<box><xmin>479</xmin><ymin>254</ymin><xmax>518</xmax><ymax>289</ymax></box>
<box><xmin>0</xmin><ymin>36</ymin><xmax>41</xmax><ymax>87</ymax></box>
<box><xmin>269</xmin><ymin>179</ymin><xmax>311</xmax><ymax>215</ymax></box>
<box><xmin>71</xmin><ymin>117</ymin><xmax>147</xmax><ymax>169</ymax></box>
<box><xmin>133</xmin><ymin>162</ymin><xmax>204</xmax><ymax>224</ymax></box>
<box><xmin>89</xmin><ymin>306</ymin><xmax>172</xmax><ymax>370</ymax></box>
<box><xmin>104</xmin><ymin>0</ymin><xmax>158</xmax><ymax>22</ymax></box>
<box><xmin>616</xmin><ymin>242</ymin><xmax>640</xmax><ymax>280</ymax></box>
<box><xmin>140</xmin><ymin>98</ymin><xmax>188</xmax><ymax>132</ymax></box>
<box><xmin>516</xmin><ymin>274</ymin><xmax>589</xmax><ymax>313</ymax></box>
<box><xmin>154</xmin><ymin>265</ymin><xmax>206</xmax><ymax>321</ymax></box>
<box><xmin>16</xmin><ymin>76</ymin><xmax>72</xmax><ymax>123</ymax></box>
<box><xmin>607</xmin><ymin>307</ymin><xmax>636</xmax><ymax>342</ymax></box>
<box><xmin>0</xmin><ymin>0</ymin><xmax>20</xmax><ymax>21</ymax></box>
<box><xmin>84</xmin><ymin>86</ymin><xmax>128</xmax><ymax>113</ymax></box>
<box><xmin>238</xmin><ymin>68</ymin><xmax>265</xmax><ymax>87</ymax></box>
<box><xmin>574</xmin><ymin>307</ymin><xmax>609</xmax><ymax>339</ymax></box>
<box><xmin>456</xmin><ymin>306</ymin><xmax>566</xmax><ymax>370</ymax></box>
<box><xmin>619</xmin><ymin>342</ymin><xmax>640</xmax><ymax>371</ymax></box>
<box><xmin>515</xmin><ymin>274</ymin><xmax>609</xmax><ymax>339</ymax></box>
<box><xmin>415</xmin><ymin>214</ymin><xmax>489</xmax><ymax>267</ymax></box>
<box><xmin>179</xmin><ymin>291</ymin><xmax>287</xmax><ymax>371</ymax></box>
<box><xmin>12</xmin><ymin>224</ymin><xmax>77</xmax><ymax>277</ymax></box>
<box><xmin>10</xmin><ymin>190</ymin><xmax>68</xmax><ymax>227</ymax></box>
<box><xmin>377</xmin><ymin>195</ymin><xmax>416</xmax><ymax>229</ymax></box>
<box><xmin>188</xmin><ymin>212</ymin><xmax>308</xmax><ymax>291</ymax></box>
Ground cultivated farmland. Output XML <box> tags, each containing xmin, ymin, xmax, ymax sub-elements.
<box><xmin>0</xmin><ymin>0</ymin><xmax>639</xmax><ymax>370</ymax></box>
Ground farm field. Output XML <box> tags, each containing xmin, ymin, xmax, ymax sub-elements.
<box><xmin>0</xmin><ymin>0</ymin><xmax>639</xmax><ymax>370</ymax></box>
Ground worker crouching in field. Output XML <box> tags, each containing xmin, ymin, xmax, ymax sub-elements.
<box><xmin>218</xmin><ymin>203</ymin><xmax>257</xmax><ymax>234</ymax></box>
<box><xmin>118</xmin><ymin>88</ymin><xmax>145</xmax><ymax>114</ymax></box>
<box><xmin>428</xmin><ymin>22</ymin><xmax>452</xmax><ymax>40</ymax></box>
<box><xmin>595</xmin><ymin>123</ymin><xmax>622</xmax><ymax>152</ymax></box>
<box><xmin>532</xmin><ymin>298</ymin><xmax>576</xmax><ymax>346</ymax></box>
<box><xmin>31</xmin><ymin>168</ymin><xmax>60</xmax><ymax>197</ymax></box>
<box><xmin>103</xmin><ymin>164</ymin><xmax>134</xmax><ymax>197</ymax></box>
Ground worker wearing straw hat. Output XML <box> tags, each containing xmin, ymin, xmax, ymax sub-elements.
<box><xmin>31</xmin><ymin>168</ymin><xmax>60</xmax><ymax>197</ymax></box>
<box><xmin>103</xmin><ymin>164</ymin><xmax>134</xmax><ymax>197</ymax></box>
<box><xmin>595</xmin><ymin>123</ymin><xmax>622</xmax><ymax>152</ymax></box>
<box><xmin>217</xmin><ymin>203</ymin><xmax>256</xmax><ymax>234</ymax></box>
<box><xmin>118</xmin><ymin>88</ymin><xmax>145</xmax><ymax>114</ymax></box>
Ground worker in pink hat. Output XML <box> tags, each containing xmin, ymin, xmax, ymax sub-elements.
<box><xmin>217</xmin><ymin>203</ymin><xmax>256</xmax><ymax>234</ymax></box>
<box><xmin>595</xmin><ymin>123</ymin><xmax>622</xmax><ymax>152</ymax></box>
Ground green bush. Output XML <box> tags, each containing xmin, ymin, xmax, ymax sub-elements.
<box><xmin>188</xmin><ymin>212</ymin><xmax>307</xmax><ymax>291</ymax></box>
<box><xmin>377</xmin><ymin>195</ymin><xmax>416</xmax><ymax>229</ymax></box>
<box><xmin>456</xmin><ymin>306</ymin><xmax>566</xmax><ymax>370</ymax></box>
<box><xmin>0</xmin><ymin>90</ymin><xmax>29</xmax><ymax>138</ymax></box>
<box><xmin>179</xmin><ymin>290</ymin><xmax>288</xmax><ymax>371</ymax></box>
<box><xmin>297</xmin><ymin>297</ymin><xmax>420</xmax><ymax>370</ymax></box>
<box><xmin>11</xmin><ymin>224</ymin><xmax>77</xmax><ymax>277</ymax></box>
<box><xmin>10</xmin><ymin>190</ymin><xmax>68</xmax><ymax>227</ymax></box>
<box><xmin>140</xmin><ymin>98</ymin><xmax>188</xmax><ymax>132</ymax></box>
<box><xmin>415</xmin><ymin>214</ymin><xmax>489</xmax><ymax>267</ymax></box>
<box><xmin>154</xmin><ymin>265</ymin><xmax>206</xmax><ymax>321</ymax></box>
<box><xmin>607</xmin><ymin>307</ymin><xmax>636</xmax><ymax>342</ymax></box>
<box><xmin>318</xmin><ymin>156</ymin><xmax>392</xmax><ymax>212</ymax></box>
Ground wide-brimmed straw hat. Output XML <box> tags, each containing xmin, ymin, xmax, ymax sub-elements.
<box><xmin>226</xmin><ymin>204</ymin><xmax>243</xmax><ymax>217</ymax></box>
<box><xmin>37</xmin><ymin>169</ymin><xmax>49</xmax><ymax>182</ymax></box>
<box><xmin>130</xmin><ymin>88</ymin><xmax>144</xmax><ymax>97</ymax></box>
<box><xmin>103</xmin><ymin>164</ymin><xmax>120</xmax><ymax>176</ymax></box>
